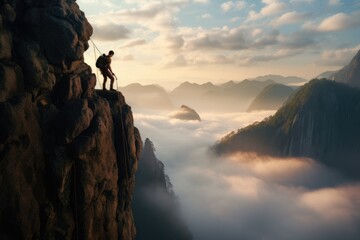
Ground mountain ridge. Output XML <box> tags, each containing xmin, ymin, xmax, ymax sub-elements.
<box><xmin>213</xmin><ymin>79</ymin><xmax>360</xmax><ymax>178</ymax></box>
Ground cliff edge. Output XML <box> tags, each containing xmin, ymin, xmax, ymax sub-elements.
<box><xmin>0</xmin><ymin>1</ymin><xmax>142</xmax><ymax>239</ymax></box>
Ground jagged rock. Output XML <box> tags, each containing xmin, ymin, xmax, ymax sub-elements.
<box><xmin>16</xmin><ymin>41</ymin><xmax>56</xmax><ymax>92</ymax></box>
<box><xmin>81</xmin><ymin>73</ymin><xmax>96</xmax><ymax>98</ymax></box>
<box><xmin>24</xmin><ymin>2</ymin><xmax>92</xmax><ymax>71</ymax></box>
<box><xmin>52</xmin><ymin>74</ymin><xmax>83</xmax><ymax>105</ymax></box>
<box><xmin>0</xmin><ymin>94</ymin><xmax>46</xmax><ymax>239</ymax></box>
<box><xmin>170</xmin><ymin>105</ymin><xmax>201</xmax><ymax>121</ymax></box>
<box><xmin>0</xmin><ymin>62</ymin><xmax>23</xmax><ymax>102</ymax></box>
<box><xmin>56</xmin><ymin>99</ymin><xmax>93</xmax><ymax>144</ymax></box>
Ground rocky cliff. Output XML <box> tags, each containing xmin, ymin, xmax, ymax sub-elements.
<box><xmin>213</xmin><ymin>79</ymin><xmax>360</xmax><ymax>178</ymax></box>
<box><xmin>132</xmin><ymin>138</ymin><xmax>192</xmax><ymax>240</ymax></box>
<box><xmin>0</xmin><ymin>1</ymin><xmax>142</xmax><ymax>239</ymax></box>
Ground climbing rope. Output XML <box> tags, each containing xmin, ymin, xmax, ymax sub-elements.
<box><xmin>90</xmin><ymin>38</ymin><xmax>103</xmax><ymax>89</ymax></box>
<box><xmin>119</xmin><ymin>105</ymin><xmax>130</xmax><ymax>181</ymax></box>
<box><xmin>92</xmin><ymin>40</ymin><xmax>100</xmax><ymax>89</ymax></box>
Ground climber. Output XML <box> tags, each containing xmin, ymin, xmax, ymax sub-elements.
<box><xmin>96</xmin><ymin>50</ymin><xmax>116</xmax><ymax>91</ymax></box>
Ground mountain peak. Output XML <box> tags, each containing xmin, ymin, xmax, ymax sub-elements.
<box><xmin>332</xmin><ymin>49</ymin><xmax>360</xmax><ymax>88</ymax></box>
<box><xmin>213</xmin><ymin>79</ymin><xmax>360</xmax><ymax>178</ymax></box>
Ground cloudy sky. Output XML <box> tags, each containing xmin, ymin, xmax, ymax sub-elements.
<box><xmin>78</xmin><ymin>0</ymin><xmax>360</xmax><ymax>88</ymax></box>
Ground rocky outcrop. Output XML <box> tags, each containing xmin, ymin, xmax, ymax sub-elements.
<box><xmin>132</xmin><ymin>138</ymin><xmax>193</xmax><ymax>240</ymax></box>
<box><xmin>331</xmin><ymin>49</ymin><xmax>360</xmax><ymax>88</ymax></box>
<box><xmin>170</xmin><ymin>105</ymin><xmax>201</xmax><ymax>121</ymax></box>
<box><xmin>213</xmin><ymin>79</ymin><xmax>360</xmax><ymax>178</ymax></box>
<box><xmin>0</xmin><ymin>1</ymin><xmax>141</xmax><ymax>239</ymax></box>
<box><xmin>247</xmin><ymin>84</ymin><xmax>294</xmax><ymax>111</ymax></box>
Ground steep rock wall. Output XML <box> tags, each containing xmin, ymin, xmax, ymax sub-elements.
<box><xmin>0</xmin><ymin>1</ymin><xmax>141</xmax><ymax>239</ymax></box>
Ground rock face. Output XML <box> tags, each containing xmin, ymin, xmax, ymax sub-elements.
<box><xmin>213</xmin><ymin>79</ymin><xmax>360</xmax><ymax>178</ymax></box>
<box><xmin>331</xmin><ymin>49</ymin><xmax>360</xmax><ymax>88</ymax></box>
<box><xmin>170</xmin><ymin>105</ymin><xmax>201</xmax><ymax>121</ymax></box>
<box><xmin>132</xmin><ymin>138</ymin><xmax>193</xmax><ymax>240</ymax></box>
<box><xmin>0</xmin><ymin>1</ymin><xmax>141</xmax><ymax>240</ymax></box>
<box><xmin>247</xmin><ymin>84</ymin><xmax>294</xmax><ymax>111</ymax></box>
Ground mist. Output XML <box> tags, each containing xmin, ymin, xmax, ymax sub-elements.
<box><xmin>133</xmin><ymin>109</ymin><xmax>360</xmax><ymax>240</ymax></box>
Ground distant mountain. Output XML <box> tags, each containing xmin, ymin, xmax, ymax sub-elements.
<box><xmin>213</xmin><ymin>79</ymin><xmax>360</xmax><ymax>178</ymax></box>
<box><xmin>170</xmin><ymin>80</ymin><xmax>275</xmax><ymax>112</ymax></box>
<box><xmin>132</xmin><ymin>138</ymin><xmax>193</xmax><ymax>240</ymax></box>
<box><xmin>119</xmin><ymin>83</ymin><xmax>174</xmax><ymax>110</ymax></box>
<box><xmin>315</xmin><ymin>70</ymin><xmax>337</xmax><ymax>79</ymax></box>
<box><xmin>332</xmin><ymin>49</ymin><xmax>360</xmax><ymax>88</ymax></box>
<box><xmin>248</xmin><ymin>75</ymin><xmax>307</xmax><ymax>85</ymax></box>
<box><xmin>170</xmin><ymin>81</ymin><xmax>217</xmax><ymax>102</ymax></box>
<box><xmin>247</xmin><ymin>84</ymin><xmax>295</xmax><ymax>111</ymax></box>
<box><xmin>170</xmin><ymin>105</ymin><xmax>201</xmax><ymax>121</ymax></box>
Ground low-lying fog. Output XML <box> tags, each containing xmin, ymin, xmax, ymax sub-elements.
<box><xmin>134</xmin><ymin>109</ymin><xmax>360</xmax><ymax>240</ymax></box>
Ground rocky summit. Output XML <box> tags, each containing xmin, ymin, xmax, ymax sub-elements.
<box><xmin>0</xmin><ymin>1</ymin><xmax>142</xmax><ymax>239</ymax></box>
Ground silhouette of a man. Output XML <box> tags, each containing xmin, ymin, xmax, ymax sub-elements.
<box><xmin>100</xmin><ymin>50</ymin><xmax>116</xmax><ymax>91</ymax></box>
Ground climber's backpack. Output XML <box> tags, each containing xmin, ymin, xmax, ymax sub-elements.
<box><xmin>96</xmin><ymin>54</ymin><xmax>107</xmax><ymax>68</ymax></box>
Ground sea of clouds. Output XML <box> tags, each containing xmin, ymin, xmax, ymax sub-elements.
<box><xmin>133</xmin><ymin>109</ymin><xmax>360</xmax><ymax>240</ymax></box>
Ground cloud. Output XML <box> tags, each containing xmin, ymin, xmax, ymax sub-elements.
<box><xmin>318</xmin><ymin>12</ymin><xmax>360</xmax><ymax>32</ymax></box>
<box><xmin>92</xmin><ymin>23</ymin><xmax>131</xmax><ymax>41</ymax></box>
<box><xmin>318</xmin><ymin>45</ymin><xmax>360</xmax><ymax>66</ymax></box>
<box><xmin>193</xmin><ymin>0</ymin><xmax>209</xmax><ymax>3</ymax></box>
<box><xmin>221</xmin><ymin>1</ymin><xmax>246</xmax><ymax>12</ymax></box>
<box><xmin>235</xmin><ymin>49</ymin><xmax>301</xmax><ymax>65</ymax></box>
<box><xmin>290</xmin><ymin>0</ymin><xmax>313</xmax><ymax>4</ymax></box>
<box><xmin>186</xmin><ymin>27</ymin><xmax>247</xmax><ymax>51</ymax></box>
<box><xmin>303</xmin><ymin>12</ymin><xmax>360</xmax><ymax>33</ymax></box>
<box><xmin>122</xmin><ymin>54</ymin><xmax>135</xmax><ymax>61</ymax></box>
<box><xmin>328</xmin><ymin>0</ymin><xmax>342</xmax><ymax>6</ymax></box>
<box><xmin>247</xmin><ymin>0</ymin><xmax>287</xmax><ymax>21</ymax></box>
<box><xmin>201</xmin><ymin>13</ymin><xmax>212</xmax><ymax>19</ymax></box>
<box><xmin>133</xmin><ymin>109</ymin><xmax>360</xmax><ymax>240</ymax></box>
<box><xmin>164</xmin><ymin>55</ymin><xmax>188</xmax><ymax>68</ymax></box>
<box><xmin>120</xmin><ymin>39</ymin><xmax>147</xmax><ymax>48</ymax></box>
<box><xmin>280</xmin><ymin>31</ymin><xmax>316</xmax><ymax>49</ymax></box>
<box><xmin>272</xmin><ymin>11</ymin><xmax>311</xmax><ymax>26</ymax></box>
